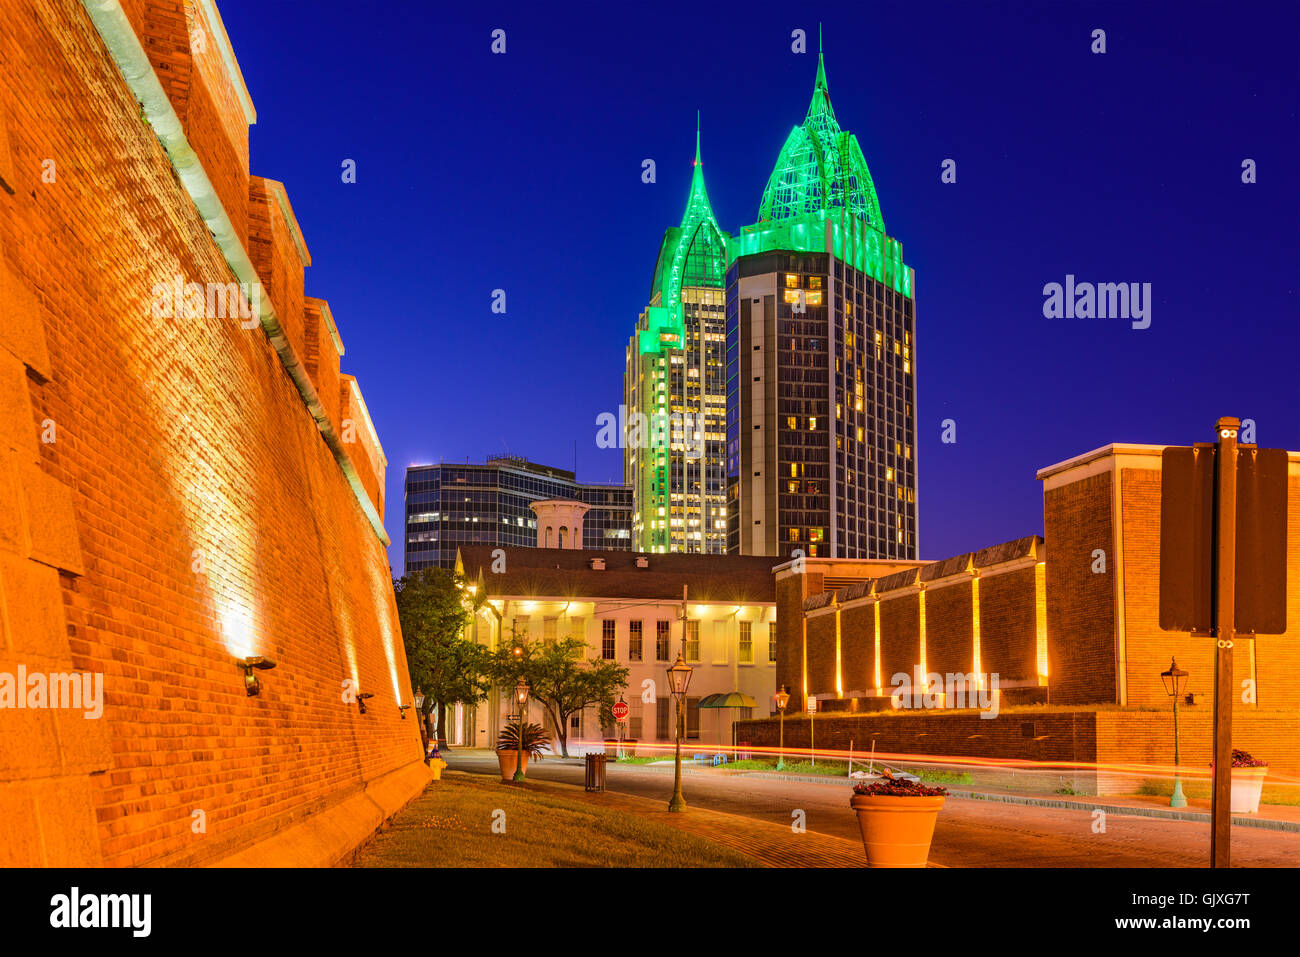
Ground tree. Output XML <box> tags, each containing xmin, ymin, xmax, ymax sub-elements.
<box><xmin>394</xmin><ymin>567</ymin><xmax>491</xmax><ymax>749</ymax></box>
<box><xmin>488</xmin><ymin>632</ymin><xmax>629</xmax><ymax>758</ymax></box>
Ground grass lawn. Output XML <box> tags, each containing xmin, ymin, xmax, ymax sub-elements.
<box><xmin>353</xmin><ymin>772</ymin><xmax>760</xmax><ymax>868</ymax></box>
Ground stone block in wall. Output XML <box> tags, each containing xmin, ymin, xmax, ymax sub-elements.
<box><xmin>29</xmin><ymin>775</ymin><xmax>103</xmax><ymax>866</ymax></box>
<box><xmin>0</xmin><ymin>103</ymin><xmax>14</xmax><ymax>195</ymax></box>
<box><xmin>0</xmin><ymin>261</ymin><xmax>52</xmax><ymax>380</ymax></box>
<box><xmin>0</xmin><ymin>450</ymin><xmax>23</xmax><ymax>555</ymax></box>
<box><xmin>0</xmin><ymin>350</ymin><xmax>37</xmax><ymax>458</ymax></box>
<box><xmin>0</xmin><ymin>550</ymin><xmax>68</xmax><ymax>659</ymax></box>
<box><xmin>18</xmin><ymin>460</ymin><xmax>83</xmax><ymax>575</ymax></box>
<box><xmin>0</xmin><ymin>782</ymin><xmax>42</xmax><ymax>866</ymax></box>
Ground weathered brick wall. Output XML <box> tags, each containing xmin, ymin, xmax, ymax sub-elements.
<box><xmin>978</xmin><ymin>567</ymin><xmax>1038</xmax><ymax>684</ymax></box>
<box><xmin>878</xmin><ymin>590</ymin><xmax>919</xmax><ymax>686</ymax></box>
<box><xmin>840</xmin><ymin>602</ymin><xmax>874</xmax><ymax>693</ymax></box>
<box><xmin>805</xmin><ymin>610</ymin><xmax>836</xmax><ymax>697</ymax></box>
<box><xmin>923</xmin><ymin>580</ymin><xmax>972</xmax><ymax>678</ymax></box>
<box><xmin>0</xmin><ymin>0</ymin><xmax>422</xmax><ymax>866</ymax></box>
<box><xmin>1044</xmin><ymin>471</ymin><xmax>1117</xmax><ymax>704</ymax></box>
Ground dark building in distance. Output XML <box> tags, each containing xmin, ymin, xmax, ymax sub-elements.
<box><xmin>725</xmin><ymin>43</ymin><xmax>918</xmax><ymax>561</ymax></box>
<box><xmin>404</xmin><ymin>456</ymin><xmax>632</xmax><ymax>571</ymax></box>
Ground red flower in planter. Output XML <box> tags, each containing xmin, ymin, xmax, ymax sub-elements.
<box><xmin>1231</xmin><ymin>749</ymin><xmax>1267</xmax><ymax>768</ymax></box>
<box><xmin>851</xmin><ymin>767</ymin><xmax>948</xmax><ymax>799</ymax></box>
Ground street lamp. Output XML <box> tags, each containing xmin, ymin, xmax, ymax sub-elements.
<box><xmin>774</xmin><ymin>685</ymin><xmax>790</xmax><ymax>771</ymax></box>
<box><xmin>1161</xmin><ymin>657</ymin><xmax>1190</xmax><ymax>808</ymax></box>
<box><xmin>667</xmin><ymin>653</ymin><xmax>693</xmax><ymax>812</ymax></box>
<box><xmin>513</xmin><ymin>679</ymin><xmax>530</xmax><ymax>783</ymax></box>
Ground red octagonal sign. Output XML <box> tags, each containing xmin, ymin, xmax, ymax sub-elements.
<box><xmin>612</xmin><ymin>701</ymin><xmax>630</xmax><ymax>721</ymax></box>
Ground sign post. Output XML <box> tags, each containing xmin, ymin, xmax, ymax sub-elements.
<box><xmin>1159</xmin><ymin>416</ymin><xmax>1288</xmax><ymax>869</ymax></box>
<box><xmin>1210</xmin><ymin>417</ymin><xmax>1238</xmax><ymax>869</ymax></box>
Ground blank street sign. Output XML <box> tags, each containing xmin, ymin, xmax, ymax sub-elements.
<box><xmin>1159</xmin><ymin>445</ymin><xmax>1288</xmax><ymax>634</ymax></box>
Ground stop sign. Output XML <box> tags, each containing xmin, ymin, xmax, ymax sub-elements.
<box><xmin>612</xmin><ymin>701</ymin><xmax>629</xmax><ymax>721</ymax></box>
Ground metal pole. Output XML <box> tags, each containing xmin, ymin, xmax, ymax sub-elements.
<box><xmin>513</xmin><ymin>696</ymin><xmax>525</xmax><ymax>782</ymax></box>
<box><xmin>1170</xmin><ymin>692</ymin><xmax>1186</xmax><ymax>808</ymax></box>
<box><xmin>1210</xmin><ymin>416</ymin><xmax>1239</xmax><ymax>868</ymax></box>
<box><xmin>777</xmin><ymin>708</ymin><xmax>785</xmax><ymax>770</ymax></box>
<box><xmin>669</xmin><ymin>693</ymin><xmax>685</xmax><ymax>811</ymax></box>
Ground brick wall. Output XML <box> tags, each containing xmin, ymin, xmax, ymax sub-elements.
<box><xmin>840</xmin><ymin>602</ymin><xmax>874</xmax><ymax>694</ymax></box>
<box><xmin>878</xmin><ymin>590</ymin><xmax>920</xmax><ymax>687</ymax></box>
<box><xmin>1044</xmin><ymin>471</ymin><xmax>1117</xmax><ymax>704</ymax></box>
<box><xmin>805</xmin><ymin>609</ymin><xmax>836</xmax><ymax>698</ymax></box>
<box><xmin>978</xmin><ymin>566</ymin><xmax>1039</xmax><ymax>684</ymax></box>
<box><xmin>923</xmin><ymin>580</ymin><xmax>973</xmax><ymax>678</ymax></box>
<box><xmin>0</xmin><ymin>0</ymin><xmax>423</xmax><ymax>866</ymax></box>
<box><xmin>775</xmin><ymin>570</ymin><xmax>819</xmax><ymax>709</ymax></box>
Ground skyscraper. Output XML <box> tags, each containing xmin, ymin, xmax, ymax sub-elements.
<box><xmin>624</xmin><ymin>123</ymin><xmax>730</xmax><ymax>554</ymax></box>
<box><xmin>725</xmin><ymin>41</ymin><xmax>918</xmax><ymax>561</ymax></box>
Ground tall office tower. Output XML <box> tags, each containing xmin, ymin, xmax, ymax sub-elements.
<box><xmin>725</xmin><ymin>42</ymin><xmax>918</xmax><ymax>560</ymax></box>
<box><xmin>404</xmin><ymin>456</ymin><xmax>631</xmax><ymax>572</ymax></box>
<box><xmin>625</xmin><ymin>124</ymin><xmax>731</xmax><ymax>553</ymax></box>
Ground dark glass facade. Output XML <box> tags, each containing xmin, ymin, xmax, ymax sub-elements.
<box><xmin>725</xmin><ymin>251</ymin><xmax>917</xmax><ymax>560</ymax></box>
<box><xmin>404</xmin><ymin>456</ymin><xmax>632</xmax><ymax>571</ymax></box>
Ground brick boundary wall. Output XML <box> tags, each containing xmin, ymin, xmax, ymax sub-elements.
<box><xmin>0</xmin><ymin>0</ymin><xmax>427</xmax><ymax>867</ymax></box>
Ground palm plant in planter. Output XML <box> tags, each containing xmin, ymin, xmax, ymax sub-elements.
<box><xmin>1228</xmin><ymin>748</ymin><xmax>1268</xmax><ymax>814</ymax></box>
<box><xmin>849</xmin><ymin>768</ymin><xmax>948</xmax><ymax>868</ymax></box>
<box><xmin>496</xmin><ymin>720</ymin><xmax>550</xmax><ymax>782</ymax></box>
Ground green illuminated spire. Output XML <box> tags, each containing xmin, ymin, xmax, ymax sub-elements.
<box><xmin>756</xmin><ymin>39</ymin><xmax>882</xmax><ymax>230</ymax></box>
<box><xmin>808</xmin><ymin>24</ymin><xmax>835</xmax><ymax>123</ymax></box>
<box><xmin>640</xmin><ymin>119</ymin><xmax>730</xmax><ymax>356</ymax></box>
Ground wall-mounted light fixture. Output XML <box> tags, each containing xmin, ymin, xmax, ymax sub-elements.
<box><xmin>240</xmin><ymin>656</ymin><xmax>276</xmax><ymax>697</ymax></box>
<box><xmin>398</xmin><ymin>704</ymin><xmax>411</xmax><ymax>719</ymax></box>
<box><xmin>356</xmin><ymin>692</ymin><xmax>375</xmax><ymax>714</ymax></box>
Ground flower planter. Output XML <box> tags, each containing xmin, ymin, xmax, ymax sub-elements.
<box><xmin>427</xmin><ymin>757</ymin><xmax>448</xmax><ymax>781</ymax></box>
<box><xmin>497</xmin><ymin>749</ymin><xmax>529</xmax><ymax>782</ymax></box>
<box><xmin>850</xmin><ymin>794</ymin><xmax>945</xmax><ymax>867</ymax></box>
<box><xmin>1231</xmin><ymin>766</ymin><xmax>1267</xmax><ymax>814</ymax></box>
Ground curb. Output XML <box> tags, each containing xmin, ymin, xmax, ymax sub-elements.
<box><xmin>946</xmin><ymin>790</ymin><xmax>1300</xmax><ymax>832</ymax></box>
<box><xmin>610</xmin><ymin>763</ymin><xmax>1300</xmax><ymax>832</ymax></box>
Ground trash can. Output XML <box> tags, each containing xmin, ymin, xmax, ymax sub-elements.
<box><xmin>585</xmin><ymin>752</ymin><xmax>607</xmax><ymax>792</ymax></box>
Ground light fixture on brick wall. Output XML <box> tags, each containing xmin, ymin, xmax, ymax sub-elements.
<box><xmin>357</xmin><ymin>692</ymin><xmax>375</xmax><ymax>715</ymax></box>
<box><xmin>240</xmin><ymin>656</ymin><xmax>276</xmax><ymax>697</ymax></box>
<box><xmin>398</xmin><ymin>704</ymin><xmax>411</xmax><ymax>719</ymax></box>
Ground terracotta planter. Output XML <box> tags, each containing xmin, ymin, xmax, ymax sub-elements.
<box><xmin>1231</xmin><ymin>766</ymin><xmax>1267</xmax><ymax>813</ymax></box>
<box><xmin>427</xmin><ymin>757</ymin><xmax>447</xmax><ymax>781</ymax></box>
<box><xmin>497</xmin><ymin>749</ymin><xmax>530</xmax><ymax>782</ymax></box>
<box><xmin>850</xmin><ymin>794</ymin><xmax>945</xmax><ymax>867</ymax></box>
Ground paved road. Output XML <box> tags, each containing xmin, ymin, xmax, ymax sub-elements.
<box><xmin>448</xmin><ymin>751</ymin><xmax>1300</xmax><ymax>867</ymax></box>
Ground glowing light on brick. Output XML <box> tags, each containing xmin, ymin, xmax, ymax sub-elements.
<box><xmin>873</xmin><ymin>601</ymin><xmax>883</xmax><ymax>696</ymax></box>
<box><xmin>971</xmin><ymin>576</ymin><xmax>983</xmax><ymax>691</ymax></box>
<box><xmin>834</xmin><ymin>604</ymin><xmax>842</xmax><ymax>697</ymax></box>
<box><xmin>1035</xmin><ymin>561</ymin><xmax>1049</xmax><ymax>682</ymax></box>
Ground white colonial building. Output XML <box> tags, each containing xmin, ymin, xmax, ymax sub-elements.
<box><xmin>452</xmin><ymin>546</ymin><xmax>779</xmax><ymax>755</ymax></box>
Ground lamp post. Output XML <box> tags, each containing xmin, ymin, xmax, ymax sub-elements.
<box><xmin>774</xmin><ymin>685</ymin><xmax>790</xmax><ymax>771</ymax></box>
<box><xmin>513</xmin><ymin>679</ymin><xmax>529</xmax><ymax>783</ymax></box>
<box><xmin>1161</xmin><ymin>657</ymin><xmax>1189</xmax><ymax>808</ymax></box>
<box><xmin>414</xmin><ymin>687</ymin><xmax>428</xmax><ymax>758</ymax></box>
<box><xmin>667</xmin><ymin>653</ymin><xmax>693</xmax><ymax>812</ymax></box>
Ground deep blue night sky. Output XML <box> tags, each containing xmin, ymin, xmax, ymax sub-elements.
<box><xmin>217</xmin><ymin>1</ymin><xmax>1299</xmax><ymax>574</ymax></box>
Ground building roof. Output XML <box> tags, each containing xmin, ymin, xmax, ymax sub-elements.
<box><xmin>457</xmin><ymin>546</ymin><xmax>778</xmax><ymax>604</ymax></box>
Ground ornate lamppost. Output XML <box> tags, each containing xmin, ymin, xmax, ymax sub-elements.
<box><xmin>513</xmin><ymin>678</ymin><xmax>530</xmax><ymax>783</ymax></box>
<box><xmin>667</xmin><ymin>653</ymin><xmax>693</xmax><ymax>812</ymax></box>
<box><xmin>774</xmin><ymin>685</ymin><xmax>790</xmax><ymax>771</ymax></box>
<box><xmin>1161</xmin><ymin>657</ymin><xmax>1189</xmax><ymax>808</ymax></box>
